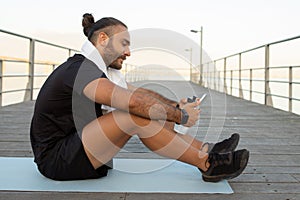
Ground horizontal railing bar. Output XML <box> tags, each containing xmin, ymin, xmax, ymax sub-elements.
<box><xmin>0</xmin><ymin>89</ymin><xmax>29</xmax><ymax>94</ymax></box>
<box><xmin>33</xmin><ymin>75</ymin><xmax>49</xmax><ymax>77</ymax></box>
<box><xmin>0</xmin><ymin>59</ymin><xmax>29</xmax><ymax>64</ymax></box>
<box><xmin>227</xmin><ymin>87</ymin><xmax>265</xmax><ymax>95</ymax></box>
<box><xmin>268</xmin><ymin>35</ymin><xmax>300</xmax><ymax>46</ymax></box>
<box><xmin>266</xmin><ymin>94</ymin><xmax>300</xmax><ymax>101</ymax></box>
<box><xmin>209</xmin><ymin>35</ymin><xmax>300</xmax><ymax>63</ymax></box>
<box><xmin>217</xmin><ymin>68</ymin><xmax>265</xmax><ymax>73</ymax></box>
<box><xmin>1</xmin><ymin>75</ymin><xmax>28</xmax><ymax>78</ymax></box>
<box><xmin>215</xmin><ymin>66</ymin><xmax>300</xmax><ymax>73</ymax></box>
<box><xmin>0</xmin><ymin>57</ymin><xmax>59</xmax><ymax>66</ymax></box>
<box><xmin>35</xmin><ymin>39</ymin><xmax>79</xmax><ymax>52</ymax></box>
<box><xmin>268</xmin><ymin>80</ymin><xmax>291</xmax><ymax>84</ymax></box>
<box><xmin>228</xmin><ymin>87</ymin><xmax>300</xmax><ymax>101</ymax></box>
<box><xmin>269</xmin><ymin>65</ymin><xmax>300</xmax><ymax>69</ymax></box>
<box><xmin>1</xmin><ymin>74</ymin><xmax>49</xmax><ymax>78</ymax></box>
<box><xmin>0</xmin><ymin>29</ymin><xmax>79</xmax><ymax>52</ymax></box>
<box><xmin>213</xmin><ymin>45</ymin><xmax>265</xmax><ymax>62</ymax></box>
<box><xmin>222</xmin><ymin>77</ymin><xmax>265</xmax><ymax>82</ymax></box>
<box><xmin>291</xmin><ymin>97</ymin><xmax>300</xmax><ymax>101</ymax></box>
<box><xmin>217</xmin><ymin>78</ymin><xmax>300</xmax><ymax>84</ymax></box>
<box><xmin>0</xmin><ymin>87</ymin><xmax>42</xmax><ymax>95</ymax></box>
<box><xmin>267</xmin><ymin>93</ymin><xmax>290</xmax><ymax>100</ymax></box>
<box><xmin>0</xmin><ymin>29</ymin><xmax>32</xmax><ymax>40</ymax></box>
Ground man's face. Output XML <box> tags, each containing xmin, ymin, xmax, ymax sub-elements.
<box><xmin>109</xmin><ymin>54</ymin><xmax>128</xmax><ymax>70</ymax></box>
<box><xmin>103</xmin><ymin>25</ymin><xmax>131</xmax><ymax>68</ymax></box>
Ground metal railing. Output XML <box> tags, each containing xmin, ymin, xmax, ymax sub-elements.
<box><xmin>200</xmin><ymin>35</ymin><xmax>300</xmax><ymax>113</ymax></box>
<box><xmin>0</xmin><ymin>29</ymin><xmax>79</xmax><ymax>107</ymax></box>
<box><xmin>3</xmin><ymin>29</ymin><xmax>299</xmax><ymax>113</ymax></box>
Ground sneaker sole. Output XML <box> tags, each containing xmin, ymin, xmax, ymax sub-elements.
<box><xmin>202</xmin><ymin>150</ymin><xmax>249</xmax><ymax>182</ymax></box>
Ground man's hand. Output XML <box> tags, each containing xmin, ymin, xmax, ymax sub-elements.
<box><xmin>181</xmin><ymin>99</ymin><xmax>201</xmax><ymax>127</ymax></box>
<box><xmin>179</xmin><ymin>96</ymin><xmax>200</xmax><ymax>108</ymax></box>
<box><xmin>179</xmin><ymin>98</ymin><xmax>188</xmax><ymax>108</ymax></box>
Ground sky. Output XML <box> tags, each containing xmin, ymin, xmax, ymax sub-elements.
<box><xmin>1</xmin><ymin>0</ymin><xmax>300</xmax><ymax>112</ymax></box>
<box><xmin>1</xmin><ymin>0</ymin><xmax>300</xmax><ymax>60</ymax></box>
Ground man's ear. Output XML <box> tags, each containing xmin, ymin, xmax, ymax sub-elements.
<box><xmin>97</xmin><ymin>32</ymin><xmax>109</xmax><ymax>46</ymax></box>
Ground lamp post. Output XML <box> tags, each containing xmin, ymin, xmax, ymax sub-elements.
<box><xmin>190</xmin><ymin>26</ymin><xmax>203</xmax><ymax>85</ymax></box>
<box><xmin>185</xmin><ymin>48</ymin><xmax>193</xmax><ymax>81</ymax></box>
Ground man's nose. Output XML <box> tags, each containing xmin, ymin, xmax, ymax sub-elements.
<box><xmin>124</xmin><ymin>47</ymin><xmax>131</xmax><ymax>57</ymax></box>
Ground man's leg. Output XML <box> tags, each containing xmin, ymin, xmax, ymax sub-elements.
<box><xmin>160</xmin><ymin>121</ymin><xmax>203</xmax><ymax>150</ymax></box>
<box><xmin>160</xmin><ymin>121</ymin><xmax>239</xmax><ymax>153</ymax></box>
<box><xmin>82</xmin><ymin>110</ymin><xmax>209</xmax><ymax>171</ymax></box>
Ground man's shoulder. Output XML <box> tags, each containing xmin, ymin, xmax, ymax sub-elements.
<box><xmin>66</xmin><ymin>54</ymin><xmax>85</xmax><ymax>65</ymax></box>
<box><xmin>63</xmin><ymin>54</ymin><xmax>98</xmax><ymax>71</ymax></box>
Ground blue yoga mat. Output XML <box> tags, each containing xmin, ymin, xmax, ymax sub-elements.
<box><xmin>0</xmin><ymin>157</ymin><xmax>233</xmax><ymax>193</ymax></box>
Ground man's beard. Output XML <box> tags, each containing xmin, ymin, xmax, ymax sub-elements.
<box><xmin>109</xmin><ymin>55</ymin><xmax>126</xmax><ymax>70</ymax></box>
<box><xmin>103</xmin><ymin>40</ymin><xmax>120</xmax><ymax>66</ymax></box>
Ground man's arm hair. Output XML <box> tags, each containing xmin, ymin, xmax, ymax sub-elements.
<box><xmin>84</xmin><ymin>78</ymin><xmax>182</xmax><ymax>124</ymax></box>
<box><xmin>127</xmin><ymin>83</ymin><xmax>178</xmax><ymax>107</ymax></box>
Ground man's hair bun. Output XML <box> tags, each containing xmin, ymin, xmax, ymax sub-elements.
<box><xmin>82</xmin><ymin>13</ymin><xmax>95</xmax><ymax>37</ymax></box>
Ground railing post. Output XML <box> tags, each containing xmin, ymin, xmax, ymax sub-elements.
<box><xmin>29</xmin><ymin>39</ymin><xmax>35</xmax><ymax>101</ymax></box>
<box><xmin>218</xmin><ymin>71</ymin><xmax>221</xmax><ymax>92</ymax></box>
<box><xmin>230</xmin><ymin>70</ymin><xmax>233</xmax><ymax>95</ymax></box>
<box><xmin>239</xmin><ymin>53</ymin><xmax>244</xmax><ymax>98</ymax></box>
<box><xmin>250</xmin><ymin>69</ymin><xmax>253</xmax><ymax>101</ymax></box>
<box><xmin>68</xmin><ymin>49</ymin><xmax>72</xmax><ymax>57</ymax></box>
<box><xmin>0</xmin><ymin>60</ymin><xmax>3</xmax><ymax>107</ymax></box>
<box><xmin>289</xmin><ymin>66</ymin><xmax>293</xmax><ymax>112</ymax></box>
<box><xmin>223</xmin><ymin>58</ymin><xmax>227</xmax><ymax>94</ymax></box>
<box><xmin>264</xmin><ymin>45</ymin><xmax>273</xmax><ymax>106</ymax></box>
<box><xmin>24</xmin><ymin>39</ymin><xmax>35</xmax><ymax>102</ymax></box>
<box><xmin>213</xmin><ymin>61</ymin><xmax>216</xmax><ymax>90</ymax></box>
<box><xmin>208</xmin><ymin>65</ymin><xmax>214</xmax><ymax>89</ymax></box>
<box><xmin>207</xmin><ymin>63</ymin><xmax>209</xmax><ymax>87</ymax></box>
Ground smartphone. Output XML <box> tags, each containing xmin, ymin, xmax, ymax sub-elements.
<box><xmin>200</xmin><ymin>93</ymin><xmax>207</xmax><ymax>102</ymax></box>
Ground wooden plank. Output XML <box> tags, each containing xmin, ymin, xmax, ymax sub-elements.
<box><xmin>0</xmin><ymin>141</ymin><xmax>32</xmax><ymax>149</ymax></box>
<box><xmin>0</xmin><ymin>151</ymin><xmax>33</xmax><ymax>157</ymax></box>
<box><xmin>1</xmin><ymin>192</ymin><xmax>299</xmax><ymax>200</ymax></box>
<box><xmin>0</xmin><ymin>81</ymin><xmax>300</xmax><ymax>199</ymax></box>
<box><xmin>231</xmin><ymin>173</ymin><xmax>298</xmax><ymax>183</ymax></box>
<box><xmin>291</xmin><ymin>174</ymin><xmax>300</xmax><ymax>182</ymax></box>
<box><xmin>230</xmin><ymin>182</ymin><xmax>300</xmax><ymax>194</ymax></box>
<box><xmin>245</xmin><ymin>166</ymin><xmax>300</xmax><ymax>174</ymax></box>
<box><xmin>126</xmin><ymin>193</ymin><xmax>300</xmax><ymax>200</ymax></box>
<box><xmin>247</xmin><ymin>154</ymin><xmax>300</xmax><ymax>166</ymax></box>
<box><xmin>0</xmin><ymin>192</ymin><xmax>125</xmax><ymax>200</ymax></box>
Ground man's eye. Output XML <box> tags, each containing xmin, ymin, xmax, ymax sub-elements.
<box><xmin>122</xmin><ymin>40</ymin><xmax>130</xmax><ymax>46</ymax></box>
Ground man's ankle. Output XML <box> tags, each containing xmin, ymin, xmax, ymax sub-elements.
<box><xmin>198</xmin><ymin>152</ymin><xmax>209</xmax><ymax>171</ymax></box>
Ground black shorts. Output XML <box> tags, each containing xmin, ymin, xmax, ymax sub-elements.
<box><xmin>36</xmin><ymin>132</ymin><xmax>109</xmax><ymax>181</ymax></box>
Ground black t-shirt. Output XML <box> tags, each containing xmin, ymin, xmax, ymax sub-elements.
<box><xmin>30</xmin><ymin>54</ymin><xmax>107</xmax><ymax>164</ymax></box>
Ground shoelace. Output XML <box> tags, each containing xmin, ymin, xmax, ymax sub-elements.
<box><xmin>208</xmin><ymin>152</ymin><xmax>233</xmax><ymax>167</ymax></box>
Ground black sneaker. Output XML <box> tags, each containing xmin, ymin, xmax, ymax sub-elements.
<box><xmin>201</xmin><ymin>133</ymin><xmax>240</xmax><ymax>153</ymax></box>
<box><xmin>200</xmin><ymin>149</ymin><xmax>249</xmax><ymax>182</ymax></box>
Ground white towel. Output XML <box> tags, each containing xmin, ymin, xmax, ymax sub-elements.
<box><xmin>80</xmin><ymin>40</ymin><xmax>128</xmax><ymax>112</ymax></box>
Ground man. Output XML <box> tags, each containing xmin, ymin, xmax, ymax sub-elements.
<box><xmin>30</xmin><ymin>14</ymin><xmax>249</xmax><ymax>182</ymax></box>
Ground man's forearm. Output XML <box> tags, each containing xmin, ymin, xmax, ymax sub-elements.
<box><xmin>134</xmin><ymin>87</ymin><xmax>178</xmax><ymax>107</ymax></box>
<box><xmin>128</xmin><ymin>90</ymin><xmax>182</xmax><ymax>124</ymax></box>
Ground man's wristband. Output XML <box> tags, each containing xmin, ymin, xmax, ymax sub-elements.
<box><xmin>175</xmin><ymin>104</ymin><xmax>189</xmax><ymax>125</ymax></box>
<box><xmin>180</xmin><ymin>108</ymin><xmax>189</xmax><ymax>125</ymax></box>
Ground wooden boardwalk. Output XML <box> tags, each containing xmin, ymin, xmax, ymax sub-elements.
<box><xmin>0</xmin><ymin>81</ymin><xmax>299</xmax><ymax>200</ymax></box>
